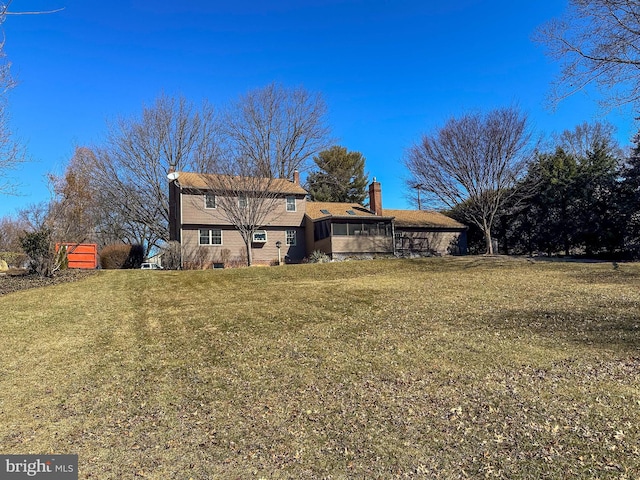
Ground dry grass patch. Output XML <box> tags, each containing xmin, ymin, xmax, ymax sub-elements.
<box><xmin>1</xmin><ymin>257</ymin><xmax>639</xmax><ymax>478</ymax></box>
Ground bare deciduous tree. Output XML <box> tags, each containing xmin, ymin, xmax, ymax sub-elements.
<box><xmin>0</xmin><ymin>3</ymin><xmax>22</xmax><ymax>195</ymax></box>
<box><xmin>47</xmin><ymin>155</ymin><xmax>98</xmax><ymax>244</ymax></box>
<box><xmin>555</xmin><ymin>121</ymin><xmax>622</xmax><ymax>159</ymax></box>
<box><xmin>0</xmin><ymin>213</ymin><xmax>26</xmax><ymax>250</ymax></box>
<box><xmin>0</xmin><ymin>2</ymin><xmax>65</xmax><ymax>195</ymax></box>
<box><xmin>221</xmin><ymin>83</ymin><xmax>331</xmax><ymax>179</ymax></box>
<box><xmin>77</xmin><ymin>94</ymin><xmax>220</xmax><ymax>256</ymax></box>
<box><xmin>535</xmin><ymin>0</ymin><xmax>640</xmax><ymax>110</ymax></box>
<box><xmin>200</xmin><ymin>162</ymin><xmax>289</xmax><ymax>266</ymax></box>
<box><xmin>16</xmin><ymin>201</ymin><xmax>70</xmax><ymax>276</ymax></box>
<box><xmin>404</xmin><ymin>107</ymin><xmax>535</xmax><ymax>254</ymax></box>
<box><xmin>16</xmin><ymin>163</ymin><xmax>100</xmax><ymax>275</ymax></box>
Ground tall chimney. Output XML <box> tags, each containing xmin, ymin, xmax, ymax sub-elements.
<box><xmin>369</xmin><ymin>178</ymin><xmax>382</xmax><ymax>215</ymax></box>
<box><xmin>293</xmin><ymin>170</ymin><xmax>300</xmax><ymax>185</ymax></box>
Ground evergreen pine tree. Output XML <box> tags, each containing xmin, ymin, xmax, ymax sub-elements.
<box><xmin>307</xmin><ymin>146</ymin><xmax>369</xmax><ymax>203</ymax></box>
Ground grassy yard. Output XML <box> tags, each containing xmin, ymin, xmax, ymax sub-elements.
<box><xmin>1</xmin><ymin>257</ymin><xmax>640</xmax><ymax>479</ymax></box>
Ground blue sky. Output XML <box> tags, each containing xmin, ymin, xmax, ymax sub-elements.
<box><xmin>0</xmin><ymin>0</ymin><xmax>636</xmax><ymax>217</ymax></box>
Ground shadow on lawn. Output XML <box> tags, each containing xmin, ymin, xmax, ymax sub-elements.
<box><xmin>568</xmin><ymin>267</ymin><xmax>640</xmax><ymax>286</ymax></box>
<box><xmin>483</xmin><ymin>304</ymin><xmax>640</xmax><ymax>352</ymax></box>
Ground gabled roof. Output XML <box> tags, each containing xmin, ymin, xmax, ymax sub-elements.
<box><xmin>176</xmin><ymin>172</ymin><xmax>307</xmax><ymax>195</ymax></box>
<box><xmin>382</xmin><ymin>209</ymin><xmax>466</xmax><ymax>229</ymax></box>
<box><xmin>306</xmin><ymin>201</ymin><xmax>393</xmax><ymax>221</ymax></box>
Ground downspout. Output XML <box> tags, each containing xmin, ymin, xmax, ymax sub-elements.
<box><xmin>179</xmin><ymin>182</ymin><xmax>184</xmax><ymax>269</ymax></box>
<box><xmin>391</xmin><ymin>219</ymin><xmax>396</xmax><ymax>256</ymax></box>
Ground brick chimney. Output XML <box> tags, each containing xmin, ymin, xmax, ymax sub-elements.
<box><xmin>369</xmin><ymin>178</ymin><xmax>382</xmax><ymax>215</ymax></box>
<box><xmin>293</xmin><ymin>170</ymin><xmax>300</xmax><ymax>185</ymax></box>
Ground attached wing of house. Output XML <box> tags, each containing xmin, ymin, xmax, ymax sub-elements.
<box><xmin>382</xmin><ymin>209</ymin><xmax>468</xmax><ymax>256</ymax></box>
<box><xmin>304</xmin><ymin>201</ymin><xmax>395</xmax><ymax>260</ymax></box>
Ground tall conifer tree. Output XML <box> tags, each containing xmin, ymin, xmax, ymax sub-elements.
<box><xmin>307</xmin><ymin>146</ymin><xmax>369</xmax><ymax>203</ymax></box>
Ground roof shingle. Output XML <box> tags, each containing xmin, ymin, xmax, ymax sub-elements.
<box><xmin>382</xmin><ymin>209</ymin><xmax>465</xmax><ymax>229</ymax></box>
<box><xmin>306</xmin><ymin>201</ymin><xmax>393</xmax><ymax>220</ymax></box>
<box><xmin>176</xmin><ymin>172</ymin><xmax>307</xmax><ymax>195</ymax></box>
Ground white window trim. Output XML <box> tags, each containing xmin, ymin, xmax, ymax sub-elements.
<box><xmin>204</xmin><ymin>193</ymin><xmax>216</xmax><ymax>209</ymax></box>
<box><xmin>252</xmin><ymin>230</ymin><xmax>268</xmax><ymax>243</ymax></box>
<box><xmin>286</xmin><ymin>229</ymin><xmax>297</xmax><ymax>246</ymax></box>
<box><xmin>199</xmin><ymin>228</ymin><xmax>223</xmax><ymax>246</ymax></box>
<box><xmin>286</xmin><ymin>196</ymin><xmax>296</xmax><ymax>212</ymax></box>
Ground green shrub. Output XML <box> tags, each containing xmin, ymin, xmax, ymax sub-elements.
<box><xmin>100</xmin><ymin>244</ymin><xmax>144</xmax><ymax>269</ymax></box>
<box><xmin>55</xmin><ymin>244</ymin><xmax>69</xmax><ymax>270</ymax></box>
<box><xmin>20</xmin><ymin>229</ymin><xmax>54</xmax><ymax>276</ymax></box>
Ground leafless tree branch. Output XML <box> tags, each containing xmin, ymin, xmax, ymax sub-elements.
<box><xmin>69</xmin><ymin>95</ymin><xmax>221</xmax><ymax>256</ymax></box>
<box><xmin>404</xmin><ymin>107</ymin><xmax>535</xmax><ymax>254</ymax></box>
<box><xmin>535</xmin><ymin>0</ymin><xmax>640</xmax><ymax>110</ymax></box>
<box><xmin>199</xmin><ymin>168</ymin><xmax>285</xmax><ymax>266</ymax></box>
<box><xmin>221</xmin><ymin>83</ymin><xmax>331</xmax><ymax>179</ymax></box>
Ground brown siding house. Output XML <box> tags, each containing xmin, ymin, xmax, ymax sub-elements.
<box><xmin>169</xmin><ymin>171</ymin><xmax>307</xmax><ymax>267</ymax></box>
<box><xmin>304</xmin><ymin>201</ymin><xmax>395</xmax><ymax>260</ymax></box>
<box><xmin>168</xmin><ymin>173</ymin><xmax>466</xmax><ymax>267</ymax></box>
<box><xmin>368</xmin><ymin>180</ymin><xmax>467</xmax><ymax>256</ymax></box>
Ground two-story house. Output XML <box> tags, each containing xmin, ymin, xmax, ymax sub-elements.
<box><xmin>168</xmin><ymin>172</ymin><xmax>467</xmax><ymax>267</ymax></box>
<box><xmin>169</xmin><ymin>171</ymin><xmax>308</xmax><ymax>267</ymax></box>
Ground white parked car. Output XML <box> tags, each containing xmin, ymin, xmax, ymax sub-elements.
<box><xmin>140</xmin><ymin>262</ymin><xmax>163</xmax><ymax>270</ymax></box>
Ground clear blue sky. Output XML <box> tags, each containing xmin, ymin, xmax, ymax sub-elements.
<box><xmin>0</xmin><ymin>0</ymin><xmax>636</xmax><ymax>217</ymax></box>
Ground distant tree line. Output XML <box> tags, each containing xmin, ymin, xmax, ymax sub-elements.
<box><xmin>449</xmin><ymin>122</ymin><xmax>640</xmax><ymax>259</ymax></box>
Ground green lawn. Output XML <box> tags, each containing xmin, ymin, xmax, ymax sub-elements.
<box><xmin>1</xmin><ymin>257</ymin><xmax>640</xmax><ymax>478</ymax></box>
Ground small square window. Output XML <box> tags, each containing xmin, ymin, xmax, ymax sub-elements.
<box><xmin>286</xmin><ymin>230</ymin><xmax>297</xmax><ymax>246</ymax></box>
<box><xmin>286</xmin><ymin>196</ymin><xmax>296</xmax><ymax>212</ymax></box>
<box><xmin>205</xmin><ymin>193</ymin><xmax>216</xmax><ymax>209</ymax></box>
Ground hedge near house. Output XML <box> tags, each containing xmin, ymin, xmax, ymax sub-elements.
<box><xmin>100</xmin><ymin>244</ymin><xmax>144</xmax><ymax>269</ymax></box>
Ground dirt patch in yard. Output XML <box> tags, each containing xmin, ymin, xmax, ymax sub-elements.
<box><xmin>0</xmin><ymin>269</ymin><xmax>98</xmax><ymax>296</ymax></box>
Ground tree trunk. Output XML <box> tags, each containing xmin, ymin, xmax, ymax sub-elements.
<box><xmin>483</xmin><ymin>220</ymin><xmax>493</xmax><ymax>255</ymax></box>
<box><xmin>245</xmin><ymin>241</ymin><xmax>253</xmax><ymax>267</ymax></box>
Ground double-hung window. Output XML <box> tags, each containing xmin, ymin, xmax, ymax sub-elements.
<box><xmin>239</xmin><ymin>195</ymin><xmax>248</xmax><ymax>209</ymax></box>
<box><xmin>286</xmin><ymin>229</ymin><xmax>297</xmax><ymax>246</ymax></box>
<box><xmin>204</xmin><ymin>193</ymin><xmax>216</xmax><ymax>209</ymax></box>
<box><xmin>199</xmin><ymin>228</ymin><xmax>222</xmax><ymax>245</ymax></box>
<box><xmin>286</xmin><ymin>196</ymin><xmax>296</xmax><ymax>212</ymax></box>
